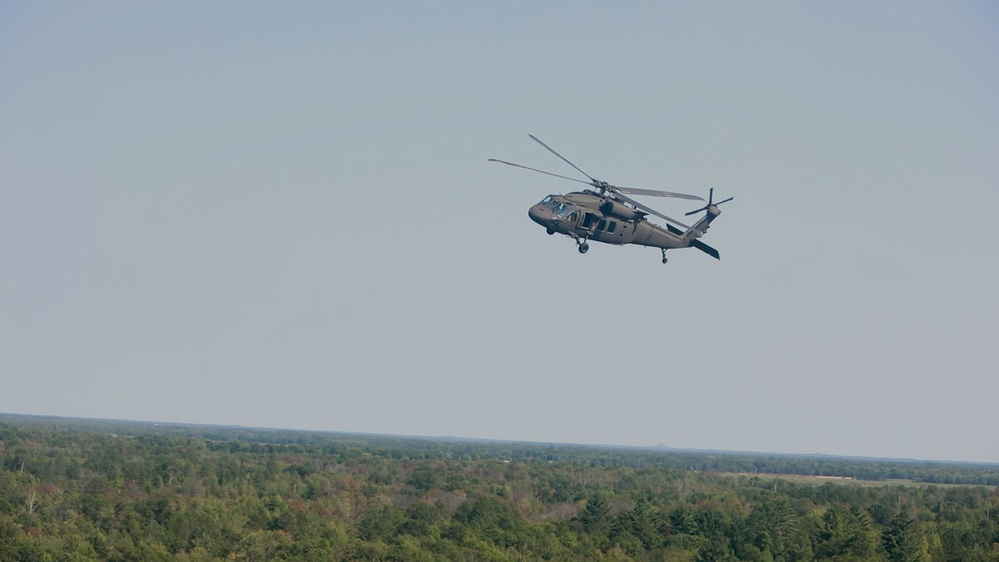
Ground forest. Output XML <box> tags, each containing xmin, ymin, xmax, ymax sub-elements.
<box><xmin>1</xmin><ymin>414</ymin><xmax>997</xmax><ymax>561</ymax></box>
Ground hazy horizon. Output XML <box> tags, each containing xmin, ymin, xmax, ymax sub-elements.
<box><xmin>4</xmin><ymin>411</ymin><xmax>998</xmax><ymax>467</ymax></box>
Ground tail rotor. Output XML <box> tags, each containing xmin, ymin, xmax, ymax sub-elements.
<box><xmin>685</xmin><ymin>188</ymin><xmax>733</xmax><ymax>216</ymax></box>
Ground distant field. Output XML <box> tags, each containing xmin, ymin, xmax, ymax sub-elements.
<box><xmin>722</xmin><ymin>472</ymin><xmax>997</xmax><ymax>489</ymax></box>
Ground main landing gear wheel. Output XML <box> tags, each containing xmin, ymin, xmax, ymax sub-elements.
<box><xmin>578</xmin><ymin>242</ymin><xmax>589</xmax><ymax>254</ymax></box>
<box><xmin>661</xmin><ymin>249</ymin><xmax>668</xmax><ymax>264</ymax></box>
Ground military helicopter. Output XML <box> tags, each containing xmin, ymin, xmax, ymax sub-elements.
<box><xmin>489</xmin><ymin>135</ymin><xmax>732</xmax><ymax>264</ymax></box>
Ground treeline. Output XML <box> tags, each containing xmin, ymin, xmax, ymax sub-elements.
<box><xmin>4</xmin><ymin>414</ymin><xmax>997</xmax><ymax>486</ymax></box>
<box><xmin>0</xmin><ymin>416</ymin><xmax>997</xmax><ymax>561</ymax></box>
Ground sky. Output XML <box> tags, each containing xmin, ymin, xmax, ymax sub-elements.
<box><xmin>2</xmin><ymin>2</ymin><xmax>998</xmax><ymax>463</ymax></box>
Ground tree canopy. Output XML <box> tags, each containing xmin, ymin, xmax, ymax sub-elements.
<box><xmin>1</xmin><ymin>414</ymin><xmax>997</xmax><ymax>561</ymax></box>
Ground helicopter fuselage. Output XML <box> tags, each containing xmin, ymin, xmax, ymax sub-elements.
<box><xmin>529</xmin><ymin>190</ymin><xmax>694</xmax><ymax>251</ymax></box>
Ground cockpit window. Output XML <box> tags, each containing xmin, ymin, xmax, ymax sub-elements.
<box><xmin>539</xmin><ymin>196</ymin><xmax>573</xmax><ymax>216</ymax></box>
<box><xmin>554</xmin><ymin>203</ymin><xmax>574</xmax><ymax>217</ymax></box>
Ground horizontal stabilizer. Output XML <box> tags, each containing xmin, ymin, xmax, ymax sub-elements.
<box><xmin>667</xmin><ymin>223</ymin><xmax>719</xmax><ymax>259</ymax></box>
<box><xmin>691</xmin><ymin>239</ymin><xmax>720</xmax><ymax>260</ymax></box>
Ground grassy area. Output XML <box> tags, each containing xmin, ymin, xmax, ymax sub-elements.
<box><xmin>720</xmin><ymin>472</ymin><xmax>996</xmax><ymax>489</ymax></box>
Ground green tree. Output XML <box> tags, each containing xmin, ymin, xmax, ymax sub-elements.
<box><xmin>882</xmin><ymin>512</ymin><xmax>927</xmax><ymax>562</ymax></box>
<box><xmin>749</xmin><ymin>497</ymin><xmax>797</xmax><ymax>561</ymax></box>
<box><xmin>815</xmin><ymin>505</ymin><xmax>877</xmax><ymax>560</ymax></box>
<box><xmin>696</xmin><ymin>533</ymin><xmax>737</xmax><ymax>562</ymax></box>
<box><xmin>356</xmin><ymin>504</ymin><xmax>406</xmax><ymax>541</ymax></box>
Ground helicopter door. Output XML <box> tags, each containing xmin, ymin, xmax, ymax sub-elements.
<box><xmin>581</xmin><ymin>213</ymin><xmax>597</xmax><ymax>233</ymax></box>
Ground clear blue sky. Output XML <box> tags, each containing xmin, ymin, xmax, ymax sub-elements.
<box><xmin>2</xmin><ymin>2</ymin><xmax>997</xmax><ymax>462</ymax></box>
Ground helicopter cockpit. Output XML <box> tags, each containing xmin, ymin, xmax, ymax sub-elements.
<box><xmin>529</xmin><ymin>194</ymin><xmax>579</xmax><ymax>230</ymax></box>
<box><xmin>540</xmin><ymin>195</ymin><xmax>575</xmax><ymax>218</ymax></box>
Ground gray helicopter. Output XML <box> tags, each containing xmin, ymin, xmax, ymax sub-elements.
<box><xmin>489</xmin><ymin>135</ymin><xmax>733</xmax><ymax>264</ymax></box>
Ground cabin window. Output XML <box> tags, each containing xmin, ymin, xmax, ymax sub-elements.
<box><xmin>597</xmin><ymin>219</ymin><xmax>607</xmax><ymax>231</ymax></box>
<box><xmin>608</xmin><ymin>221</ymin><xmax>616</xmax><ymax>233</ymax></box>
<box><xmin>582</xmin><ymin>213</ymin><xmax>595</xmax><ymax>228</ymax></box>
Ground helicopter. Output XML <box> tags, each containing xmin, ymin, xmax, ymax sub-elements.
<box><xmin>489</xmin><ymin>134</ymin><xmax>733</xmax><ymax>264</ymax></box>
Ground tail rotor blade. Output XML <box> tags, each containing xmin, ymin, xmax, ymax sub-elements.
<box><xmin>685</xmin><ymin>188</ymin><xmax>733</xmax><ymax>215</ymax></box>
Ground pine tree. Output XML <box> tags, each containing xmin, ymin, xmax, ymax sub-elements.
<box><xmin>882</xmin><ymin>512</ymin><xmax>927</xmax><ymax>562</ymax></box>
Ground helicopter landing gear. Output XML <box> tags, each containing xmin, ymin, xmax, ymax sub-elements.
<box><xmin>546</xmin><ymin>227</ymin><xmax>555</xmax><ymax>235</ymax></box>
<box><xmin>661</xmin><ymin>249</ymin><xmax>668</xmax><ymax>264</ymax></box>
<box><xmin>578</xmin><ymin>241</ymin><xmax>589</xmax><ymax>254</ymax></box>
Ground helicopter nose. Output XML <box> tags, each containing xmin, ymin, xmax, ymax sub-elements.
<box><xmin>528</xmin><ymin>205</ymin><xmax>548</xmax><ymax>227</ymax></box>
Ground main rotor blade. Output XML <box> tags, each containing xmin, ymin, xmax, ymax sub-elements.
<box><xmin>527</xmin><ymin>134</ymin><xmax>597</xmax><ymax>183</ymax></box>
<box><xmin>615</xmin><ymin>186</ymin><xmax>705</xmax><ymax>201</ymax></box>
<box><xmin>614</xmin><ymin>192</ymin><xmax>691</xmax><ymax>230</ymax></box>
<box><xmin>488</xmin><ymin>159</ymin><xmax>592</xmax><ymax>186</ymax></box>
